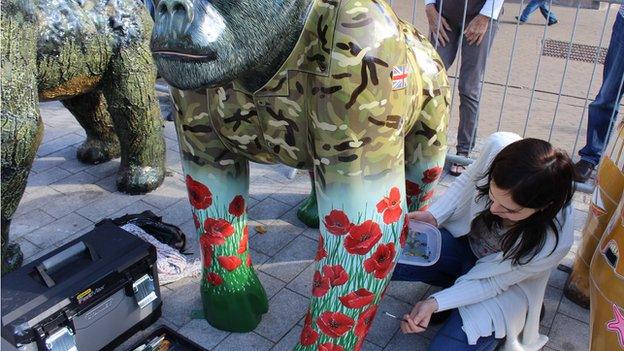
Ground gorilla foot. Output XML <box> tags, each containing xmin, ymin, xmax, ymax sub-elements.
<box><xmin>2</xmin><ymin>243</ymin><xmax>23</xmax><ymax>275</ymax></box>
<box><xmin>201</xmin><ymin>268</ymin><xmax>269</xmax><ymax>332</ymax></box>
<box><xmin>297</xmin><ymin>192</ymin><xmax>319</xmax><ymax>228</ymax></box>
<box><xmin>116</xmin><ymin>164</ymin><xmax>165</xmax><ymax>194</ymax></box>
<box><xmin>76</xmin><ymin>138</ymin><xmax>120</xmax><ymax>164</ymax></box>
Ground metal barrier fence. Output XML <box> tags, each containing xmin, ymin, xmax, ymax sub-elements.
<box><xmin>388</xmin><ymin>0</ymin><xmax>624</xmax><ymax>193</ymax></box>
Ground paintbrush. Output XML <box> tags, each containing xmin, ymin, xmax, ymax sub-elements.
<box><xmin>383</xmin><ymin>311</ymin><xmax>427</xmax><ymax>330</ymax></box>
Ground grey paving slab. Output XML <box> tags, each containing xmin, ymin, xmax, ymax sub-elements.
<box><xmin>109</xmin><ymin>201</ymin><xmax>162</xmax><ymax>221</ymax></box>
<box><xmin>30</xmin><ymin>147</ymin><xmax>76</xmax><ymax>174</ymax></box>
<box><xmin>250</xmin><ymin>218</ymin><xmax>306</xmax><ymax>257</ymax></box>
<box><xmin>76</xmin><ymin>191</ymin><xmax>144</xmax><ymax>222</ymax></box>
<box><xmin>258</xmin><ymin>236</ymin><xmax>316</xmax><ymax>283</ymax></box>
<box><xmin>214</xmin><ymin>332</ymin><xmax>274</xmax><ymax>351</ymax></box>
<box><xmin>548</xmin><ymin>267</ymin><xmax>570</xmax><ymax>290</ymax></box>
<box><xmin>385</xmin><ymin>281</ymin><xmax>430</xmax><ymax>305</ymax></box>
<box><xmin>278</xmin><ymin>206</ymin><xmax>310</xmax><ymax>231</ymax></box>
<box><xmin>270</xmin><ymin>325</ymin><xmax>302</xmax><ymax>351</ymax></box>
<box><xmin>249</xmin><ymin>248</ymin><xmax>272</xmax><ymax>266</ymax></box>
<box><xmin>158</xmin><ymin>199</ymin><xmax>193</xmax><ymax>226</ymax></box>
<box><xmin>22</xmin><ymin>212</ymin><xmax>93</xmax><ymax>249</ymax></box>
<box><xmin>141</xmin><ymin>174</ymin><xmax>187</xmax><ymax>209</ymax></box>
<box><xmin>36</xmin><ymin>133</ymin><xmax>84</xmax><ymax>157</ymax></box>
<box><xmin>10</xmin><ymin>209</ymin><xmax>56</xmax><ymax>240</ymax></box>
<box><xmin>177</xmin><ymin>319</ymin><xmax>230</xmax><ymax>350</ymax></box>
<box><xmin>547</xmin><ymin>313</ymin><xmax>589</xmax><ymax>351</ymax></box>
<box><xmin>247</xmin><ymin>197</ymin><xmax>293</xmax><ymax>224</ymax></box>
<box><xmin>382</xmin><ymin>331</ymin><xmax>430</xmax><ymax>351</ymax></box>
<box><xmin>27</xmin><ymin>167</ymin><xmax>72</xmax><ymax>187</ymax></box>
<box><xmin>257</xmin><ymin>270</ymin><xmax>287</xmax><ymax>299</ymax></box>
<box><xmin>13</xmin><ymin>185</ymin><xmax>63</xmax><ymax>217</ymax></box>
<box><xmin>367</xmin><ymin>295</ymin><xmax>412</xmax><ymax>347</ymax></box>
<box><xmin>43</xmin><ymin>183</ymin><xmax>110</xmax><ymax>219</ymax></box>
<box><xmin>160</xmin><ymin>279</ymin><xmax>202</xmax><ymax>328</ymax></box>
<box><xmin>558</xmin><ymin>295</ymin><xmax>590</xmax><ymax>324</ymax></box>
<box><xmin>17</xmin><ymin>238</ymin><xmax>42</xmax><ymax>263</ymax></box>
<box><xmin>254</xmin><ymin>288</ymin><xmax>309</xmax><ymax>342</ymax></box>
<box><xmin>50</xmin><ymin>170</ymin><xmax>100</xmax><ymax>190</ymax></box>
<box><xmin>542</xmin><ymin>286</ymin><xmax>564</xmax><ymax>329</ymax></box>
<box><xmin>285</xmin><ymin>262</ymin><xmax>315</xmax><ymax>298</ymax></box>
<box><xmin>84</xmin><ymin>158</ymin><xmax>121</xmax><ymax>180</ymax></box>
<box><xmin>57</xmin><ymin>147</ymin><xmax>97</xmax><ymax>174</ymax></box>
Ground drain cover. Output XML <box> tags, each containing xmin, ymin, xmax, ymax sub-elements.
<box><xmin>542</xmin><ymin>39</ymin><xmax>607</xmax><ymax>64</ymax></box>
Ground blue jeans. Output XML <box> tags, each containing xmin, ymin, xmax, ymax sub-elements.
<box><xmin>519</xmin><ymin>0</ymin><xmax>557</xmax><ymax>24</ymax></box>
<box><xmin>579</xmin><ymin>14</ymin><xmax>624</xmax><ymax>166</ymax></box>
<box><xmin>391</xmin><ymin>228</ymin><xmax>502</xmax><ymax>351</ymax></box>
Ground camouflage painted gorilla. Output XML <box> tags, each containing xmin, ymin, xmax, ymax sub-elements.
<box><xmin>152</xmin><ymin>0</ymin><xmax>450</xmax><ymax>348</ymax></box>
<box><xmin>1</xmin><ymin>0</ymin><xmax>166</xmax><ymax>273</ymax></box>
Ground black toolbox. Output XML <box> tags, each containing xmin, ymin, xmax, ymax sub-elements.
<box><xmin>125</xmin><ymin>325</ymin><xmax>207</xmax><ymax>351</ymax></box>
<box><xmin>1</xmin><ymin>220</ymin><xmax>162</xmax><ymax>351</ymax></box>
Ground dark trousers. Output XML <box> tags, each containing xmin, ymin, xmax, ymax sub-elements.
<box><xmin>391</xmin><ymin>228</ymin><xmax>502</xmax><ymax>351</ymax></box>
<box><xmin>433</xmin><ymin>1</ymin><xmax>499</xmax><ymax>155</ymax></box>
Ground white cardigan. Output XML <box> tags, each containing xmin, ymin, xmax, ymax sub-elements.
<box><xmin>428</xmin><ymin>132</ymin><xmax>574</xmax><ymax>350</ymax></box>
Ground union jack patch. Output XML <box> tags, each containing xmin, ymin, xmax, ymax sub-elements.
<box><xmin>391</xmin><ymin>65</ymin><xmax>408</xmax><ymax>90</ymax></box>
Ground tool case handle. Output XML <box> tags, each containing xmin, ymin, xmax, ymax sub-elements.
<box><xmin>35</xmin><ymin>241</ymin><xmax>98</xmax><ymax>288</ymax></box>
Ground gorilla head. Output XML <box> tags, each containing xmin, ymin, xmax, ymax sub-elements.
<box><xmin>151</xmin><ymin>0</ymin><xmax>312</xmax><ymax>91</ymax></box>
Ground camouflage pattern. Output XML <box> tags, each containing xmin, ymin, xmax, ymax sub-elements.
<box><xmin>168</xmin><ymin>0</ymin><xmax>449</xmax><ymax>346</ymax></box>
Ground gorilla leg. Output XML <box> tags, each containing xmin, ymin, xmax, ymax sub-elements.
<box><xmin>170</xmin><ymin>88</ymin><xmax>268</xmax><ymax>332</ymax></box>
<box><xmin>62</xmin><ymin>89</ymin><xmax>121</xmax><ymax>164</ymax></box>
<box><xmin>102</xmin><ymin>44</ymin><xmax>165</xmax><ymax>194</ymax></box>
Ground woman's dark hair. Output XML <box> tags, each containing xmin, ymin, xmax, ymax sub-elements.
<box><xmin>472</xmin><ymin>138</ymin><xmax>576</xmax><ymax>265</ymax></box>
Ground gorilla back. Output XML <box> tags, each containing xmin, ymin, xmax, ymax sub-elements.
<box><xmin>1</xmin><ymin>0</ymin><xmax>166</xmax><ymax>274</ymax></box>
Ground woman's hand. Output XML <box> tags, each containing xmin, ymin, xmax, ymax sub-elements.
<box><xmin>464</xmin><ymin>14</ymin><xmax>490</xmax><ymax>46</ymax></box>
<box><xmin>425</xmin><ymin>4</ymin><xmax>451</xmax><ymax>47</ymax></box>
<box><xmin>407</xmin><ymin>210</ymin><xmax>438</xmax><ymax>227</ymax></box>
<box><xmin>401</xmin><ymin>298</ymin><xmax>439</xmax><ymax>334</ymax></box>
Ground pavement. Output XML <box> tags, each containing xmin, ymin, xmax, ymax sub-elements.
<box><xmin>10</xmin><ymin>1</ymin><xmax>609</xmax><ymax>350</ymax></box>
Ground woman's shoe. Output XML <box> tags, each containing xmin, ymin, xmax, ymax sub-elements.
<box><xmin>449</xmin><ymin>163</ymin><xmax>466</xmax><ymax>177</ymax></box>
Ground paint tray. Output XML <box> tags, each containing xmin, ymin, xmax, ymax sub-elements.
<box><xmin>397</xmin><ymin>220</ymin><xmax>441</xmax><ymax>266</ymax></box>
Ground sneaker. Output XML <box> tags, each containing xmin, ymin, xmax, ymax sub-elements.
<box><xmin>547</xmin><ymin>20</ymin><xmax>558</xmax><ymax>26</ymax></box>
<box><xmin>574</xmin><ymin>160</ymin><xmax>595</xmax><ymax>183</ymax></box>
<box><xmin>515</xmin><ymin>16</ymin><xmax>526</xmax><ymax>24</ymax></box>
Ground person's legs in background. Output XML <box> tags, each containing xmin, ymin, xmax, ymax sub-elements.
<box><xmin>538</xmin><ymin>0</ymin><xmax>558</xmax><ymax>25</ymax></box>
<box><xmin>518</xmin><ymin>0</ymin><xmax>545</xmax><ymax>22</ymax></box>
<box><xmin>428</xmin><ymin>310</ymin><xmax>502</xmax><ymax>351</ymax></box>
<box><xmin>576</xmin><ymin>14</ymin><xmax>624</xmax><ymax>182</ymax></box>
<box><xmin>452</xmin><ymin>18</ymin><xmax>498</xmax><ymax>175</ymax></box>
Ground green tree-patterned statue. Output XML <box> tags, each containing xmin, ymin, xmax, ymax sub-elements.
<box><xmin>1</xmin><ymin>0</ymin><xmax>166</xmax><ymax>274</ymax></box>
<box><xmin>152</xmin><ymin>0</ymin><xmax>449</xmax><ymax>348</ymax></box>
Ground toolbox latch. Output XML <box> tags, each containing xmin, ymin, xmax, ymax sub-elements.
<box><xmin>132</xmin><ymin>274</ymin><xmax>157</xmax><ymax>309</ymax></box>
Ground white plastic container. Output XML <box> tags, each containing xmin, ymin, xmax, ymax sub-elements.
<box><xmin>397</xmin><ymin>220</ymin><xmax>442</xmax><ymax>266</ymax></box>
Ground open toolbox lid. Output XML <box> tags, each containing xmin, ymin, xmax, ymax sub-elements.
<box><xmin>125</xmin><ymin>325</ymin><xmax>207</xmax><ymax>351</ymax></box>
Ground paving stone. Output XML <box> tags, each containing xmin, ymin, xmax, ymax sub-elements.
<box><xmin>250</xmin><ymin>219</ymin><xmax>306</xmax><ymax>256</ymax></box>
<box><xmin>13</xmin><ymin>186</ymin><xmax>63</xmax><ymax>217</ymax></box>
<box><xmin>11</xmin><ymin>209</ymin><xmax>56</xmax><ymax>239</ymax></box>
<box><xmin>541</xmin><ymin>286</ymin><xmax>564</xmax><ymax>329</ymax></box>
<box><xmin>50</xmin><ymin>170</ymin><xmax>100</xmax><ymax>190</ymax></box>
<box><xmin>159</xmin><ymin>199</ymin><xmax>193</xmax><ymax>226</ymax></box>
<box><xmin>361</xmin><ymin>341</ymin><xmax>384</xmax><ymax>351</ymax></box>
<box><xmin>257</xmin><ymin>271</ymin><xmax>286</xmax><ymax>299</ymax></box>
<box><xmin>142</xmin><ymin>174</ymin><xmax>187</xmax><ymax>209</ymax></box>
<box><xmin>27</xmin><ymin>167</ymin><xmax>72</xmax><ymax>187</ymax></box>
<box><xmin>300</xmin><ymin>228</ymin><xmax>320</xmax><ymax>242</ymax></box>
<box><xmin>16</xmin><ymin>238</ymin><xmax>42</xmax><ymax>263</ymax></box>
<box><xmin>84</xmin><ymin>159</ymin><xmax>121</xmax><ymax>180</ymax></box>
<box><xmin>548</xmin><ymin>268</ymin><xmax>569</xmax><ymax>290</ymax></box>
<box><xmin>547</xmin><ymin>314</ymin><xmax>589</xmax><ymax>351</ymax></box>
<box><xmin>43</xmin><ymin>183</ymin><xmax>109</xmax><ymax>219</ymax></box>
<box><xmin>109</xmin><ymin>201</ymin><xmax>161</xmax><ymax>220</ymax></box>
<box><xmin>367</xmin><ymin>295</ymin><xmax>411</xmax><ymax>347</ymax></box>
<box><xmin>95</xmin><ymin>174</ymin><xmax>119</xmax><ymax>193</ymax></box>
<box><xmin>57</xmin><ymin>147</ymin><xmax>96</xmax><ymax>174</ymax></box>
<box><xmin>76</xmin><ymin>191</ymin><xmax>144</xmax><ymax>222</ymax></box>
<box><xmin>385</xmin><ymin>281</ymin><xmax>430</xmax><ymax>305</ymax></box>
<box><xmin>559</xmin><ymin>250</ymin><xmax>576</xmax><ymax>270</ymax></box>
<box><xmin>161</xmin><ymin>279</ymin><xmax>202</xmax><ymax>328</ymax></box>
<box><xmin>254</xmin><ymin>288</ymin><xmax>309</xmax><ymax>342</ymax></box>
<box><xmin>558</xmin><ymin>296</ymin><xmax>590</xmax><ymax>324</ymax></box>
<box><xmin>249</xmin><ymin>177</ymin><xmax>287</xmax><ymax>202</ymax></box>
<box><xmin>247</xmin><ymin>197</ymin><xmax>293</xmax><ymax>224</ymax></box>
<box><xmin>278</xmin><ymin>206</ymin><xmax>310</xmax><ymax>230</ymax></box>
<box><xmin>285</xmin><ymin>262</ymin><xmax>315</xmax><ymax>297</ymax></box>
<box><xmin>270</xmin><ymin>325</ymin><xmax>302</xmax><ymax>351</ymax></box>
<box><xmin>37</xmin><ymin>133</ymin><xmax>84</xmax><ymax>157</ymax></box>
<box><xmin>382</xmin><ymin>331</ymin><xmax>430</xmax><ymax>351</ymax></box>
<box><xmin>165</xmin><ymin>148</ymin><xmax>183</xmax><ymax>175</ymax></box>
<box><xmin>214</xmin><ymin>332</ymin><xmax>273</xmax><ymax>351</ymax></box>
<box><xmin>249</xmin><ymin>249</ymin><xmax>271</xmax><ymax>266</ymax></box>
<box><xmin>177</xmin><ymin>319</ymin><xmax>230</xmax><ymax>350</ymax></box>
<box><xmin>258</xmin><ymin>236</ymin><xmax>316</xmax><ymax>283</ymax></box>
<box><xmin>573</xmin><ymin>209</ymin><xmax>588</xmax><ymax>231</ymax></box>
<box><xmin>23</xmin><ymin>213</ymin><xmax>93</xmax><ymax>249</ymax></box>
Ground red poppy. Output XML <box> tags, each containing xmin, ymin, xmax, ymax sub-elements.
<box><xmin>422</xmin><ymin>166</ymin><xmax>442</xmax><ymax>184</ymax></box>
<box><xmin>312</xmin><ymin>271</ymin><xmax>331</xmax><ymax>297</ymax></box>
<box><xmin>316</xmin><ymin>311</ymin><xmax>354</xmax><ymax>338</ymax></box>
<box><xmin>246</xmin><ymin>254</ymin><xmax>252</xmax><ymax>267</ymax></box>
<box><xmin>323</xmin><ymin>209</ymin><xmax>352</xmax><ymax>236</ymax></box>
<box><xmin>237</xmin><ymin>226</ymin><xmax>249</xmax><ymax>254</ymax></box>
<box><xmin>193</xmin><ymin>213</ymin><xmax>200</xmax><ymax>230</ymax></box>
<box><xmin>228</xmin><ymin>195</ymin><xmax>245</xmax><ymax>217</ymax></box>
<box><xmin>185</xmin><ymin>175</ymin><xmax>212</xmax><ymax>209</ymax></box>
<box><xmin>364</xmin><ymin>243</ymin><xmax>396</xmax><ymax>279</ymax></box>
<box><xmin>355</xmin><ymin>305</ymin><xmax>378</xmax><ymax>337</ymax></box>
<box><xmin>217</xmin><ymin>255</ymin><xmax>242</xmax><ymax>271</ymax></box>
<box><xmin>322</xmin><ymin>265</ymin><xmax>349</xmax><ymax>287</ymax></box>
<box><xmin>418</xmin><ymin>205</ymin><xmax>430</xmax><ymax>212</ymax></box>
<box><xmin>400</xmin><ymin>217</ymin><xmax>408</xmax><ymax>248</ymax></box>
<box><xmin>200</xmin><ymin>243</ymin><xmax>212</xmax><ymax>268</ymax></box>
<box><xmin>354</xmin><ymin>338</ymin><xmax>365</xmax><ymax>351</ymax></box>
<box><xmin>344</xmin><ymin>220</ymin><xmax>382</xmax><ymax>255</ymax></box>
<box><xmin>318</xmin><ymin>343</ymin><xmax>344</xmax><ymax>351</ymax></box>
<box><xmin>376</xmin><ymin>187</ymin><xmax>403</xmax><ymax>224</ymax></box>
<box><xmin>202</xmin><ymin>218</ymin><xmax>235</xmax><ymax>245</ymax></box>
<box><xmin>205</xmin><ymin>272</ymin><xmax>223</xmax><ymax>286</ymax></box>
<box><xmin>299</xmin><ymin>325</ymin><xmax>319</xmax><ymax>346</ymax></box>
<box><xmin>315</xmin><ymin>235</ymin><xmax>328</xmax><ymax>261</ymax></box>
<box><xmin>421</xmin><ymin>190</ymin><xmax>434</xmax><ymax>202</ymax></box>
<box><xmin>406</xmin><ymin>180</ymin><xmax>421</xmax><ymax>197</ymax></box>
<box><xmin>339</xmin><ymin>288</ymin><xmax>375</xmax><ymax>309</ymax></box>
